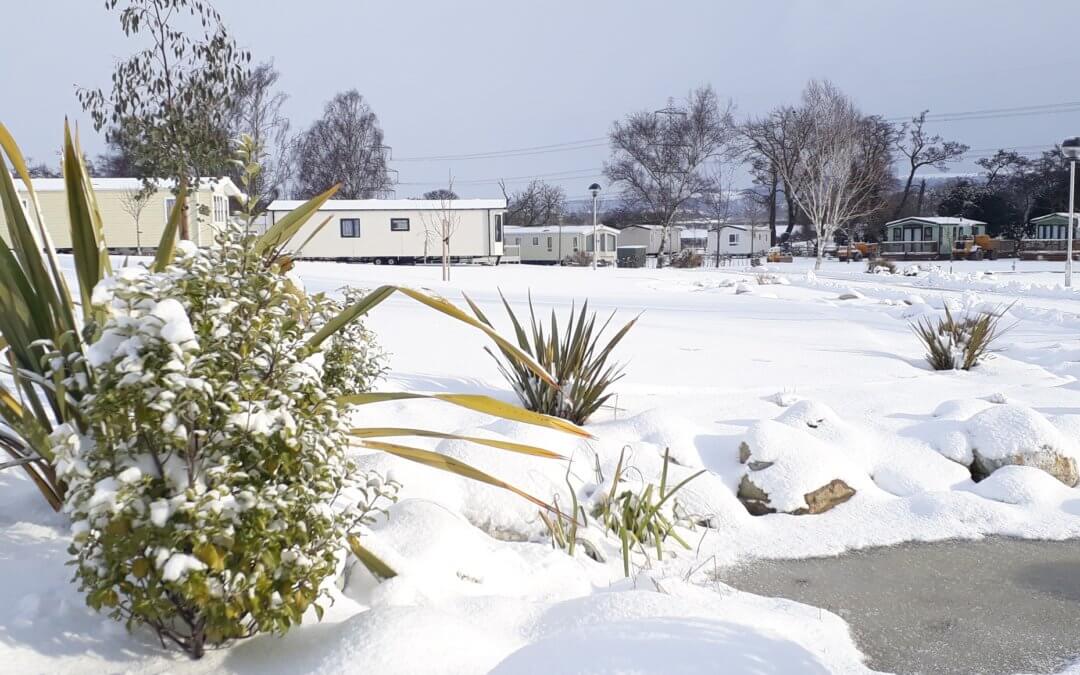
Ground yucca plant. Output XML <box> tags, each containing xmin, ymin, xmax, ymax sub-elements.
<box><xmin>912</xmin><ymin>304</ymin><xmax>1009</xmax><ymax>371</ymax></box>
<box><xmin>467</xmin><ymin>291</ymin><xmax>638</xmax><ymax>425</ymax></box>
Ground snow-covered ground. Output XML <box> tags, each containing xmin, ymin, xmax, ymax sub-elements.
<box><xmin>3</xmin><ymin>256</ymin><xmax>1080</xmax><ymax>674</ymax></box>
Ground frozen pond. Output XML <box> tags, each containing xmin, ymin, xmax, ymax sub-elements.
<box><xmin>719</xmin><ymin>538</ymin><xmax>1080</xmax><ymax>675</ymax></box>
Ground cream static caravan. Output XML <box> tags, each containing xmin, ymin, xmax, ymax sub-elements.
<box><xmin>0</xmin><ymin>177</ymin><xmax>244</xmax><ymax>252</ymax></box>
<box><xmin>265</xmin><ymin>198</ymin><xmax>507</xmax><ymax>264</ymax></box>
<box><xmin>504</xmin><ymin>224</ymin><xmax>619</xmax><ymax>265</ymax></box>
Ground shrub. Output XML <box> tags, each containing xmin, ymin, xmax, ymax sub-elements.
<box><xmin>912</xmin><ymin>304</ymin><xmax>1009</xmax><ymax>371</ymax></box>
<box><xmin>671</xmin><ymin>249</ymin><xmax>703</xmax><ymax>268</ymax></box>
<box><xmin>866</xmin><ymin>258</ymin><xmax>896</xmax><ymax>274</ymax></box>
<box><xmin>563</xmin><ymin>250</ymin><xmax>593</xmax><ymax>267</ymax></box>
<box><xmin>467</xmin><ymin>292</ymin><xmax>637</xmax><ymax>425</ymax></box>
<box><xmin>55</xmin><ymin>224</ymin><xmax>397</xmax><ymax>657</ymax></box>
<box><xmin>596</xmin><ymin>448</ymin><xmax>703</xmax><ymax>577</ymax></box>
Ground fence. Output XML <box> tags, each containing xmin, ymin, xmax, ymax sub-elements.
<box><xmin>880</xmin><ymin>241</ymin><xmax>939</xmax><ymax>255</ymax></box>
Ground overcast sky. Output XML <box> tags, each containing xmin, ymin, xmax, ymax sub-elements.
<box><xmin>4</xmin><ymin>0</ymin><xmax>1080</xmax><ymax>202</ymax></box>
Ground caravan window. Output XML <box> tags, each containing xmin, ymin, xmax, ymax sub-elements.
<box><xmin>532</xmin><ymin>236</ymin><xmax>539</xmax><ymax>246</ymax></box>
<box><xmin>923</xmin><ymin>226</ymin><xmax>933</xmax><ymax>240</ymax></box>
<box><xmin>572</xmin><ymin>236</ymin><xmax>579</xmax><ymax>251</ymax></box>
<box><xmin>390</xmin><ymin>218</ymin><xmax>410</xmax><ymax>232</ymax></box>
<box><xmin>494</xmin><ymin>214</ymin><xmax>503</xmax><ymax>242</ymax></box>
<box><xmin>340</xmin><ymin>218</ymin><xmax>361</xmax><ymax>238</ymax></box>
<box><xmin>586</xmin><ymin>235</ymin><xmax>595</xmax><ymax>252</ymax></box>
<box><xmin>729</xmin><ymin>233</ymin><xmax>739</xmax><ymax>245</ymax></box>
<box><xmin>546</xmin><ymin>236</ymin><xmax>553</xmax><ymax>251</ymax></box>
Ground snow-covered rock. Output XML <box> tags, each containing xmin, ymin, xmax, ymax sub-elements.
<box><xmin>736</xmin><ymin>420</ymin><xmax>864</xmax><ymax>515</ymax></box>
<box><xmin>966</xmin><ymin>405</ymin><xmax>1079</xmax><ymax>486</ymax></box>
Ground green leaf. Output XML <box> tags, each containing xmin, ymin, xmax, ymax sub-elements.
<box><xmin>254</xmin><ymin>183</ymin><xmax>340</xmax><ymax>257</ymax></box>
<box><xmin>151</xmin><ymin>178</ymin><xmax>188</xmax><ymax>272</ymax></box>
<box><xmin>349</xmin><ymin>427</ymin><xmax>566</xmax><ymax>459</ymax></box>
<box><xmin>338</xmin><ymin>392</ymin><xmax>591</xmax><ymax>438</ymax></box>
<box><xmin>346</xmin><ymin>535</ymin><xmax>397</xmax><ymax>580</ymax></box>
<box><xmin>359</xmin><ymin>439</ymin><xmax>557</xmax><ymax>513</ymax></box>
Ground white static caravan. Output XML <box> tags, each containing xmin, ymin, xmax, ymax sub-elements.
<box><xmin>617</xmin><ymin>224</ymin><xmax>683</xmax><ymax>257</ymax></box>
<box><xmin>504</xmin><ymin>225</ymin><xmax>619</xmax><ymax>265</ymax></box>
<box><xmin>705</xmin><ymin>225</ymin><xmax>771</xmax><ymax>257</ymax></box>
<box><xmin>0</xmin><ymin>177</ymin><xmax>243</xmax><ymax>251</ymax></box>
<box><xmin>265</xmin><ymin>198</ymin><xmax>507</xmax><ymax>264</ymax></box>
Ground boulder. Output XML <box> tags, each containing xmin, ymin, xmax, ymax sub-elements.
<box><xmin>970</xmin><ymin>448</ymin><xmax>1078</xmax><ymax>487</ymax></box>
<box><xmin>738</xmin><ymin>474</ymin><xmax>855</xmax><ymax>516</ymax></box>
<box><xmin>736</xmin><ymin>436</ymin><xmax>858</xmax><ymax>516</ymax></box>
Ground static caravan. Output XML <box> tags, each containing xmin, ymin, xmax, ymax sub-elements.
<box><xmin>0</xmin><ymin>177</ymin><xmax>243</xmax><ymax>252</ymax></box>
<box><xmin>679</xmin><ymin>227</ymin><xmax>709</xmax><ymax>251</ymax></box>
<box><xmin>880</xmin><ymin>217</ymin><xmax>987</xmax><ymax>259</ymax></box>
<box><xmin>265</xmin><ymin>198</ymin><xmax>507</xmax><ymax>264</ymax></box>
<box><xmin>618</xmin><ymin>224</ymin><xmax>683</xmax><ymax>257</ymax></box>
<box><xmin>1022</xmin><ymin>213</ymin><xmax>1080</xmax><ymax>260</ymax></box>
<box><xmin>504</xmin><ymin>224</ymin><xmax>619</xmax><ymax>265</ymax></box>
<box><xmin>705</xmin><ymin>225</ymin><xmax>771</xmax><ymax>258</ymax></box>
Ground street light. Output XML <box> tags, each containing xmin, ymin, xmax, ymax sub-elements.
<box><xmin>1063</xmin><ymin>137</ymin><xmax>1080</xmax><ymax>288</ymax></box>
<box><xmin>589</xmin><ymin>183</ymin><xmax>601</xmax><ymax>270</ymax></box>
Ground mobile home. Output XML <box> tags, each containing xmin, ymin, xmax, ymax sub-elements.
<box><xmin>880</xmin><ymin>216</ymin><xmax>987</xmax><ymax>259</ymax></box>
<box><xmin>618</xmin><ymin>224</ymin><xmax>683</xmax><ymax>257</ymax></box>
<box><xmin>504</xmin><ymin>224</ymin><xmax>619</xmax><ymax>265</ymax></box>
<box><xmin>1022</xmin><ymin>213</ymin><xmax>1080</xmax><ymax>260</ymax></box>
<box><xmin>265</xmin><ymin>198</ymin><xmax>507</xmax><ymax>264</ymax></box>
<box><xmin>0</xmin><ymin>177</ymin><xmax>243</xmax><ymax>252</ymax></box>
<box><xmin>705</xmin><ymin>224</ymin><xmax>770</xmax><ymax>258</ymax></box>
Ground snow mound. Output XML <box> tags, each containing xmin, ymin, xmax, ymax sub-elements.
<box><xmin>966</xmin><ymin>404</ymin><xmax>1077</xmax><ymax>463</ymax></box>
<box><xmin>966</xmin><ymin>465</ymin><xmax>1076</xmax><ymax>506</ymax></box>
<box><xmin>738</xmin><ymin>420</ymin><xmax>871</xmax><ymax>514</ymax></box>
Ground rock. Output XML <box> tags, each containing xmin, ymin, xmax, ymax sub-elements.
<box><xmin>738</xmin><ymin>475</ymin><xmax>855</xmax><ymax>516</ymax></box>
<box><xmin>970</xmin><ymin>448</ymin><xmax>1078</xmax><ymax>487</ymax></box>
<box><xmin>837</xmin><ymin>289</ymin><xmax>864</xmax><ymax>300</ymax></box>
<box><xmin>734</xmin><ymin>282</ymin><xmax>753</xmax><ymax>295</ymax></box>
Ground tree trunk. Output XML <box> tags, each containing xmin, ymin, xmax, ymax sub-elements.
<box><xmin>891</xmin><ymin>167</ymin><xmax>917</xmax><ymax>221</ymax></box>
<box><xmin>767</xmin><ymin>173</ymin><xmax>778</xmax><ymax>247</ymax></box>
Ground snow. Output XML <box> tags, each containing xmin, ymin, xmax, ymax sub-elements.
<box><xmin>4</xmin><ymin>255</ymin><xmax>1080</xmax><ymax>674</ymax></box>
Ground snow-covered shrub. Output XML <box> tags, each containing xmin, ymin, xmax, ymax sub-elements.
<box><xmin>912</xmin><ymin>304</ymin><xmax>1009</xmax><ymax>371</ymax></box>
<box><xmin>54</xmin><ymin>225</ymin><xmax>394</xmax><ymax>658</ymax></box>
<box><xmin>671</xmin><ymin>249</ymin><xmax>703</xmax><ymax>268</ymax></box>
<box><xmin>865</xmin><ymin>258</ymin><xmax>896</xmax><ymax>274</ymax></box>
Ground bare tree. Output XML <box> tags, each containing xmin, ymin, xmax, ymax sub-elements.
<box><xmin>226</xmin><ymin>61</ymin><xmax>293</xmax><ymax>207</ymax></box>
<box><xmin>421</xmin><ymin>176</ymin><xmax>459</xmax><ymax>281</ymax></box>
<box><xmin>119</xmin><ymin>188</ymin><xmax>154</xmax><ymax>254</ymax></box>
<box><xmin>604</xmin><ymin>85</ymin><xmax>734</xmax><ymax>267</ymax></box>
<box><xmin>701</xmin><ymin>161</ymin><xmax>737</xmax><ymax>266</ymax></box>
<box><xmin>740</xmin><ymin>109</ymin><xmax>805</xmax><ymax>242</ymax></box>
<box><xmin>500</xmin><ymin>179</ymin><xmax>566</xmax><ymax>226</ymax></box>
<box><xmin>293</xmin><ymin>90</ymin><xmax>393</xmax><ymax>200</ymax></box>
<box><xmin>891</xmin><ymin>110</ymin><xmax>968</xmax><ymax>220</ymax></box>
<box><xmin>756</xmin><ymin>80</ymin><xmax>893</xmax><ymax>270</ymax></box>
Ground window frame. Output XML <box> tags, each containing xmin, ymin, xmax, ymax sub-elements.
<box><xmin>390</xmin><ymin>217</ymin><xmax>410</xmax><ymax>232</ymax></box>
<box><xmin>213</xmin><ymin>194</ymin><xmax>228</xmax><ymax>223</ymax></box>
<box><xmin>340</xmin><ymin>218</ymin><xmax>361</xmax><ymax>238</ymax></box>
<box><xmin>729</xmin><ymin>232</ymin><xmax>740</xmax><ymax>245</ymax></box>
<box><xmin>546</xmin><ymin>236</ymin><xmax>553</xmax><ymax>251</ymax></box>
<box><xmin>494</xmin><ymin>213</ymin><xmax>503</xmax><ymax>242</ymax></box>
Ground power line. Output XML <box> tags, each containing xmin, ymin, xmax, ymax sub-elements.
<box><xmin>389</xmin><ymin>101</ymin><xmax>1080</xmax><ymax>165</ymax></box>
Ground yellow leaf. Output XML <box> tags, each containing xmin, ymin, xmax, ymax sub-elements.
<box><xmin>349</xmin><ymin>427</ymin><xmax>566</xmax><ymax>459</ymax></box>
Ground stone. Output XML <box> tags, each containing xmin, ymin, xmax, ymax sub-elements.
<box><xmin>970</xmin><ymin>448</ymin><xmax>1079</xmax><ymax>487</ymax></box>
<box><xmin>737</xmin><ymin>474</ymin><xmax>856</xmax><ymax>516</ymax></box>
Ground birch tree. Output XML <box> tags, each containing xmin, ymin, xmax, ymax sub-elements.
<box><xmin>756</xmin><ymin>81</ymin><xmax>893</xmax><ymax>270</ymax></box>
<box><xmin>604</xmin><ymin>85</ymin><xmax>734</xmax><ymax>267</ymax></box>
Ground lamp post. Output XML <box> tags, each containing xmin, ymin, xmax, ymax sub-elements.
<box><xmin>1063</xmin><ymin>137</ymin><xmax>1080</xmax><ymax>287</ymax></box>
<box><xmin>589</xmin><ymin>183</ymin><xmax>601</xmax><ymax>270</ymax></box>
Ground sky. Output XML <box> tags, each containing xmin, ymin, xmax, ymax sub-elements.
<box><xmin>3</xmin><ymin>0</ymin><xmax>1080</xmax><ymax>204</ymax></box>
